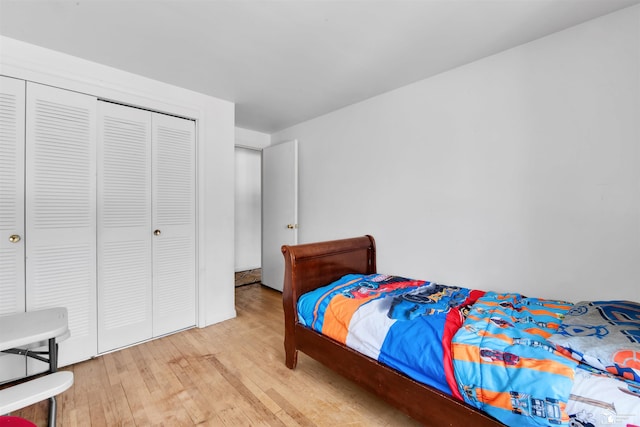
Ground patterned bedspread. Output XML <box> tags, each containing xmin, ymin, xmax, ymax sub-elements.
<box><xmin>451</xmin><ymin>293</ymin><xmax>640</xmax><ymax>427</ymax></box>
<box><xmin>452</xmin><ymin>292</ymin><xmax>577</xmax><ymax>426</ymax></box>
<box><xmin>297</xmin><ymin>273</ymin><xmax>484</xmax><ymax>397</ymax></box>
<box><xmin>297</xmin><ymin>275</ymin><xmax>640</xmax><ymax>427</ymax></box>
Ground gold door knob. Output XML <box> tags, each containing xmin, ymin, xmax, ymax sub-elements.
<box><xmin>9</xmin><ymin>234</ymin><xmax>21</xmax><ymax>243</ymax></box>
<box><xmin>286</xmin><ymin>224</ymin><xmax>297</xmax><ymax>229</ymax></box>
<box><xmin>153</xmin><ymin>230</ymin><xmax>161</xmax><ymax>236</ymax></box>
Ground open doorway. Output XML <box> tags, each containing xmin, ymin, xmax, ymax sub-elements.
<box><xmin>234</xmin><ymin>146</ymin><xmax>262</xmax><ymax>286</ymax></box>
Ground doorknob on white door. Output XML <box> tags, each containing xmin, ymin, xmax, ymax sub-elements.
<box><xmin>286</xmin><ymin>224</ymin><xmax>298</xmax><ymax>229</ymax></box>
<box><xmin>9</xmin><ymin>234</ymin><xmax>21</xmax><ymax>243</ymax></box>
<box><xmin>153</xmin><ymin>230</ymin><xmax>161</xmax><ymax>236</ymax></box>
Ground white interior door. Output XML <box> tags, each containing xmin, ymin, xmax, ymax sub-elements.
<box><xmin>0</xmin><ymin>76</ymin><xmax>27</xmax><ymax>381</ymax></box>
<box><xmin>97</xmin><ymin>101</ymin><xmax>153</xmax><ymax>353</ymax></box>
<box><xmin>25</xmin><ymin>82</ymin><xmax>97</xmax><ymax>369</ymax></box>
<box><xmin>262</xmin><ymin>140</ymin><xmax>298</xmax><ymax>291</ymax></box>
<box><xmin>152</xmin><ymin>112</ymin><xmax>196</xmax><ymax>336</ymax></box>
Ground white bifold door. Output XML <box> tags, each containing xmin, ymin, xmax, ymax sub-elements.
<box><xmin>1</xmin><ymin>78</ymin><xmax>98</xmax><ymax>375</ymax></box>
<box><xmin>26</xmin><ymin>82</ymin><xmax>98</xmax><ymax>370</ymax></box>
<box><xmin>0</xmin><ymin>76</ymin><xmax>27</xmax><ymax>381</ymax></box>
<box><xmin>97</xmin><ymin>102</ymin><xmax>153</xmax><ymax>352</ymax></box>
<box><xmin>0</xmin><ymin>76</ymin><xmax>26</xmax><ymax>317</ymax></box>
<box><xmin>0</xmin><ymin>77</ymin><xmax>196</xmax><ymax>374</ymax></box>
<box><xmin>151</xmin><ymin>112</ymin><xmax>196</xmax><ymax>337</ymax></box>
<box><xmin>97</xmin><ymin>102</ymin><xmax>195</xmax><ymax>353</ymax></box>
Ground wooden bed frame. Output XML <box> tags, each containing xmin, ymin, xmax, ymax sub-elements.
<box><xmin>282</xmin><ymin>235</ymin><xmax>504</xmax><ymax>427</ymax></box>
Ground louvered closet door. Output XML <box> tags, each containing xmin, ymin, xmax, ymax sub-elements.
<box><xmin>25</xmin><ymin>82</ymin><xmax>97</xmax><ymax>368</ymax></box>
<box><xmin>0</xmin><ymin>76</ymin><xmax>27</xmax><ymax>381</ymax></box>
<box><xmin>152</xmin><ymin>113</ymin><xmax>196</xmax><ymax>336</ymax></box>
<box><xmin>97</xmin><ymin>102</ymin><xmax>152</xmax><ymax>353</ymax></box>
<box><xmin>0</xmin><ymin>76</ymin><xmax>25</xmax><ymax>315</ymax></box>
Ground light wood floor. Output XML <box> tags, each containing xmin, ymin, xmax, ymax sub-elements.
<box><xmin>13</xmin><ymin>284</ymin><xmax>421</xmax><ymax>426</ymax></box>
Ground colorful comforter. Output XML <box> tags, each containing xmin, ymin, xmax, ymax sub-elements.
<box><xmin>551</xmin><ymin>300</ymin><xmax>640</xmax><ymax>427</ymax></box>
<box><xmin>297</xmin><ymin>273</ymin><xmax>484</xmax><ymax>397</ymax></box>
<box><xmin>452</xmin><ymin>292</ymin><xmax>577</xmax><ymax>426</ymax></box>
<box><xmin>452</xmin><ymin>293</ymin><xmax>640</xmax><ymax>427</ymax></box>
<box><xmin>297</xmin><ymin>275</ymin><xmax>640</xmax><ymax>427</ymax></box>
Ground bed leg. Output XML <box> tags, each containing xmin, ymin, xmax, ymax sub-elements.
<box><xmin>284</xmin><ymin>339</ymin><xmax>298</xmax><ymax>369</ymax></box>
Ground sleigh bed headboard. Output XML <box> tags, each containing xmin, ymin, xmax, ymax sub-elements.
<box><xmin>280</xmin><ymin>235</ymin><xmax>377</xmax><ymax>368</ymax></box>
<box><xmin>281</xmin><ymin>234</ymin><xmax>376</xmax><ymax>297</ymax></box>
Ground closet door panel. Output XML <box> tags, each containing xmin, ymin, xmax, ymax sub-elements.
<box><xmin>0</xmin><ymin>76</ymin><xmax>25</xmax><ymax>315</ymax></box>
<box><xmin>0</xmin><ymin>76</ymin><xmax>27</xmax><ymax>381</ymax></box>
<box><xmin>152</xmin><ymin>113</ymin><xmax>196</xmax><ymax>336</ymax></box>
<box><xmin>25</xmin><ymin>82</ymin><xmax>97</xmax><ymax>368</ymax></box>
<box><xmin>97</xmin><ymin>101</ymin><xmax>152</xmax><ymax>352</ymax></box>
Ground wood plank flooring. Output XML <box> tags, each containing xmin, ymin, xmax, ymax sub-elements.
<box><xmin>11</xmin><ymin>284</ymin><xmax>421</xmax><ymax>426</ymax></box>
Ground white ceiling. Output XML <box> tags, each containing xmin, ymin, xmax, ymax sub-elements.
<box><xmin>1</xmin><ymin>0</ymin><xmax>638</xmax><ymax>133</ymax></box>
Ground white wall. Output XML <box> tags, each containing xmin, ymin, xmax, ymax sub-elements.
<box><xmin>272</xmin><ymin>6</ymin><xmax>640</xmax><ymax>302</ymax></box>
<box><xmin>234</xmin><ymin>128</ymin><xmax>270</xmax><ymax>271</ymax></box>
<box><xmin>236</xmin><ymin>127</ymin><xmax>271</xmax><ymax>150</ymax></box>
<box><xmin>0</xmin><ymin>36</ymin><xmax>237</xmax><ymax>328</ymax></box>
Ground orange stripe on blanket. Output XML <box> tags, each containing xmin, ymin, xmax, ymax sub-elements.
<box><xmin>465</xmin><ymin>314</ymin><xmax>560</xmax><ymax>339</ymax></box>
<box><xmin>524</xmin><ymin>308</ymin><xmax>566</xmax><ymax>317</ymax></box>
<box><xmin>310</xmin><ymin>277</ymin><xmax>363</xmax><ymax>331</ymax></box>
<box><xmin>311</xmin><ymin>278</ymin><xmax>361</xmax><ymax>321</ymax></box>
<box><xmin>476</xmin><ymin>389</ymin><xmax>569</xmax><ymax>423</ymax></box>
<box><xmin>475</xmin><ymin>389</ymin><xmax>514</xmax><ymax>412</ymax></box>
<box><xmin>451</xmin><ymin>342</ymin><xmax>575</xmax><ymax>377</ymax></box>
<box><xmin>522</xmin><ymin>328</ymin><xmax>553</xmax><ymax>339</ymax></box>
<box><xmin>321</xmin><ymin>294</ymin><xmax>378</xmax><ymax>343</ymax></box>
<box><xmin>474</xmin><ymin>329</ymin><xmax>517</xmax><ymax>343</ymax></box>
<box><xmin>452</xmin><ymin>342</ymin><xmax>480</xmax><ymax>364</ymax></box>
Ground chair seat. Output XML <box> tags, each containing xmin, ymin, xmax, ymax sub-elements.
<box><xmin>0</xmin><ymin>371</ymin><xmax>73</xmax><ymax>415</ymax></box>
<box><xmin>0</xmin><ymin>416</ymin><xmax>37</xmax><ymax>426</ymax></box>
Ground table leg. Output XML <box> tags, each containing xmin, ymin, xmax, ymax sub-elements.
<box><xmin>48</xmin><ymin>338</ymin><xmax>58</xmax><ymax>374</ymax></box>
<box><xmin>47</xmin><ymin>338</ymin><xmax>58</xmax><ymax>427</ymax></box>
